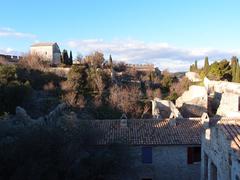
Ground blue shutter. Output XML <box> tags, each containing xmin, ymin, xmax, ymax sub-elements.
<box><xmin>142</xmin><ymin>147</ymin><xmax>152</xmax><ymax>164</ymax></box>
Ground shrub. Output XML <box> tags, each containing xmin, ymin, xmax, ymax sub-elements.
<box><xmin>109</xmin><ymin>85</ymin><xmax>143</xmax><ymax>118</ymax></box>
<box><xmin>0</xmin><ymin>64</ymin><xmax>32</xmax><ymax>115</ymax></box>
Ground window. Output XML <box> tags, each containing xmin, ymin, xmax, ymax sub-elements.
<box><xmin>142</xmin><ymin>147</ymin><xmax>152</xmax><ymax>164</ymax></box>
<box><xmin>187</xmin><ymin>147</ymin><xmax>201</xmax><ymax>164</ymax></box>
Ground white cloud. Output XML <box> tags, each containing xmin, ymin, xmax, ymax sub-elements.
<box><xmin>0</xmin><ymin>48</ymin><xmax>22</xmax><ymax>56</ymax></box>
<box><xmin>0</xmin><ymin>27</ymin><xmax>36</xmax><ymax>38</ymax></box>
<box><xmin>67</xmin><ymin>39</ymin><xmax>240</xmax><ymax>72</ymax></box>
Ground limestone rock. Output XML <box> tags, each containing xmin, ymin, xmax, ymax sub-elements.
<box><xmin>185</xmin><ymin>72</ymin><xmax>201</xmax><ymax>82</ymax></box>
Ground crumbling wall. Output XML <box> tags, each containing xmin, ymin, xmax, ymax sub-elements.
<box><xmin>201</xmin><ymin>120</ymin><xmax>240</xmax><ymax>180</ymax></box>
<box><xmin>152</xmin><ymin>98</ymin><xmax>182</xmax><ymax>119</ymax></box>
<box><xmin>176</xmin><ymin>85</ymin><xmax>208</xmax><ymax>117</ymax></box>
<box><xmin>204</xmin><ymin>77</ymin><xmax>240</xmax><ymax>117</ymax></box>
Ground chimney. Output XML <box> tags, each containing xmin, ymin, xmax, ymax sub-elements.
<box><xmin>169</xmin><ymin>112</ymin><xmax>177</xmax><ymax>127</ymax></box>
<box><xmin>201</xmin><ymin>112</ymin><xmax>210</xmax><ymax>128</ymax></box>
<box><xmin>120</xmin><ymin>113</ymin><xmax>128</xmax><ymax>128</ymax></box>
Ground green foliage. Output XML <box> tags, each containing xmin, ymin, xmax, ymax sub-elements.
<box><xmin>189</xmin><ymin>60</ymin><xmax>199</xmax><ymax>72</ymax></box>
<box><xmin>236</xmin><ymin>63</ymin><xmax>240</xmax><ymax>83</ymax></box>
<box><xmin>62</xmin><ymin>49</ymin><xmax>69</xmax><ymax>65</ymax></box>
<box><xmin>67</xmin><ymin>65</ymin><xmax>88</xmax><ymax>95</ymax></box>
<box><xmin>0</xmin><ymin>65</ymin><xmax>32</xmax><ymax>115</ymax></box>
<box><xmin>69</xmin><ymin>50</ymin><xmax>73</xmax><ymax>65</ymax></box>
<box><xmin>0</xmin><ymin>64</ymin><xmax>17</xmax><ymax>83</ymax></box>
<box><xmin>203</xmin><ymin>56</ymin><xmax>209</xmax><ymax>75</ymax></box>
<box><xmin>207</xmin><ymin>60</ymin><xmax>231</xmax><ymax>81</ymax></box>
<box><xmin>194</xmin><ymin>60</ymin><xmax>198</xmax><ymax>70</ymax></box>
<box><xmin>109</xmin><ymin>54</ymin><xmax>113</xmax><ymax>68</ymax></box>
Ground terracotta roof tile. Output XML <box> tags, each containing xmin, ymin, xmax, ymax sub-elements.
<box><xmin>86</xmin><ymin>118</ymin><xmax>203</xmax><ymax>146</ymax></box>
<box><xmin>218</xmin><ymin>119</ymin><xmax>240</xmax><ymax>154</ymax></box>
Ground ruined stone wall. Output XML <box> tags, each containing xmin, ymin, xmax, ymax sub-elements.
<box><xmin>201</xmin><ymin>124</ymin><xmax>240</xmax><ymax>180</ymax></box>
<box><xmin>152</xmin><ymin>98</ymin><xmax>182</xmax><ymax>119</ymax></box>
<box><xmin>216</xmin><ymin>92</ymin><xmax>240</xmax><ymax>117</ymax></box>
<box><xmin>176</xmin><ymin>85</ymin><xmax>208</xmax><ymax>117</ymax></box>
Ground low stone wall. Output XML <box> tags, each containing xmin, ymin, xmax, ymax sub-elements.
<box><xmin>152</xmin><ymin>98</ymin><xmax>182</xmax><ymax>119</ymax></box>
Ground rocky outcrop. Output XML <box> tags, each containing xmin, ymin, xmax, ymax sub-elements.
<box><xmin>185</xmin><ymin>72</ymin><xmax>201</xmax><ymax>82</ymax></box>
<box><xmin>176</xmin><ymin>85</ymin><xmax>208</xmax><ymax>117</ymax></box>
<box><xmin>152</xmin><ymin>98</ymin><xmax>182</xmax><ymax>119</ymax></box>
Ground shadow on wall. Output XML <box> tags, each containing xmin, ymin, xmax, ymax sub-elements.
<box><xmin>180</xmin><ymin>103</ymin><xmax>208</xmax><ymax>118</ymax></box>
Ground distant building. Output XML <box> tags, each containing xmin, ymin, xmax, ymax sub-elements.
<box><xmin>30</xmin><ymin>42</ymin><xmax>61</xmax><ymax>65</ymax></box>
<box><xmin>201</xmin><ymin>117</ymin><xmax>240</xmax><ymax>180</ymax></box>
<box><xmin>126</xmin><ymin>64</ymin><xmax>155</xmax><ymax>72</ymax></box>
<box><xmin>89</xmin><ymin>118</ymin><xmax>202</xmax><ymax>180</ymax></box>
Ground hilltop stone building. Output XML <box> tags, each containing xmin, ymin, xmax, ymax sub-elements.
<box><xmin>201</xmin><ymin>117</ymin><xmax>240</xmax><ymax>180</ymax></box>
<box><xmin>30</xmin><ymin>42</ymin><xmax>61</xmax><ymax>65</ymax></box>
<box><xmin>90</xmin><ymin>118</ymin><xmax>202</xmax><ymax>180</ymax></box>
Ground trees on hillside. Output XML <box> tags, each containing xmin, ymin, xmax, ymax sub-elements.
<box><xmin>203</xmin><ymin>56</ymin><xmax>209</xmax><ymax>75</ymax></box>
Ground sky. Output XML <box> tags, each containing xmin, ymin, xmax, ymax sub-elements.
<box><xmin>0</xmin><ymin>0</ymin><xmax>240</xmax><ymax>72</ymax></box>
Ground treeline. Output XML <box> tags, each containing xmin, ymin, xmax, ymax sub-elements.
<box><xmin>190</xmin><ymin>56</ymin><xmax>240</xmax><ymax>82</ymax></box>
<box><xmin>0</xmin><ymin>51</ymin><xmax>191</xmax><ymax>118</ymax></box>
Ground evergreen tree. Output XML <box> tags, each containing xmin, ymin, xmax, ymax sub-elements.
<box><xmin>231</xmin><ymin>56</ymin><xmax>238</xmax><ymax>82</ymax></box>
<box><xmin>236</xmin><ymin>62</ymin><xmax>240</xmax><ymax>83</ymax></box>
<box><xmin>194</xmin><ymin>60</ymin><xmax>198</xmax><ymax>71</ymax></box>
<box><xmin>203</xmin><ymin>56</ymin><xmax>209</xmax><ymax>75</ymax></box>
<box><xmin>62</xmin><ymin>49</ymin><xmax>69</xmax><ymax>65</ymax></box>
<box><xmin>69</xmin><ymin>51</ymin><xmax>73</xmax><ymax>65</ymax></box>
<box><xmin>109</xmin><ymin>54</ymin><xmax>113</xmax><ymax>68</ymax></box>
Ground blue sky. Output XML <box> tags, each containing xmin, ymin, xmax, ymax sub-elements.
<box><xmin>1</xmin><ymin>0</ymin><xmax>240</xmax><ymax>71</ymax></box>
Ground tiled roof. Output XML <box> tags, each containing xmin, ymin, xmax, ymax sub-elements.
<box><xmin>31</xmin><ymin>42</ymin><xmax>56</xmax><ymax>47</ymax></box>
<box><xmin>86</xmin><ymin>118</ymin><xmax>203</xmax><ymax>146</ymax></box>
<box><xmin>218</xmin><ymin>119</ymin><xmax>240</xmax><ymax>155</ymax></box>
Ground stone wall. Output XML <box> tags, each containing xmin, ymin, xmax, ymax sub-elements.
<box><xmin>216</xmin><ymin>92</ymin><xmax>240</xmax><ymax>117</ymax></box>
<box><xmin>131</xmin><ymin>145</ymin><xmax>200</xmax><ymax>180</ymax></box>
<box><xmin>176</xmin><ymin>85</ymin><xmax>208</xmax><ymax>117</ymax></box>
<box><xmin>204</xmin><ymin>77</ymin><xmax>240</xmax><ymax>117</ymax></box>
<box><xmin>201</xmin><ymin>122</ymin><xmax>240</xmax><ymax>180</ymax></box>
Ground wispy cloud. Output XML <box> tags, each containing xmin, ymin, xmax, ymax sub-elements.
<box><xmin>67</xmin><ymin>39</ymin><xmax>240</xmax><ymax>72</ymax></box>
<box><xmin>0</xmin><ymin>27</ymin><xmax>36</xmax><ymax>38</ymax></box>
